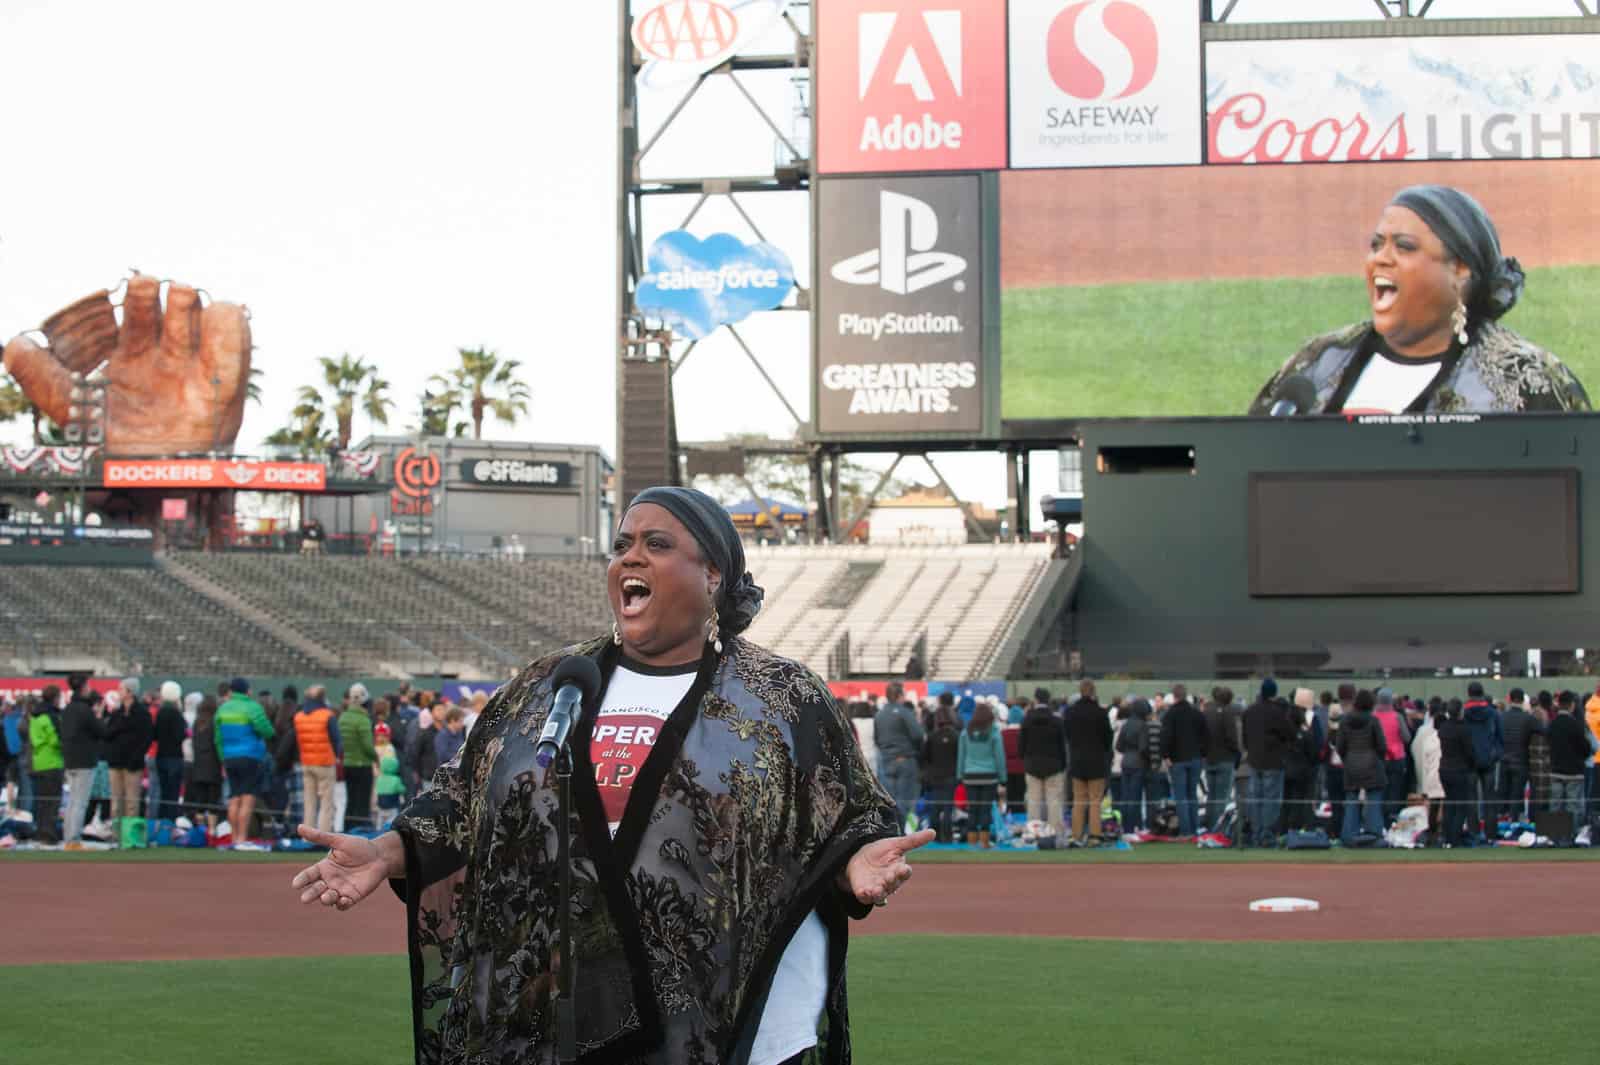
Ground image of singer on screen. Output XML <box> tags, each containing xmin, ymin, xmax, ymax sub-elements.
<box><xmin>1248</xmin><ymin>184</ymin><xmax>1590</xmax><ymax>416</ymax></box>
<box><xmin>290</xmin><ymin>484</ymin><xmax>934</xmax><ymax>1065</ymax></box>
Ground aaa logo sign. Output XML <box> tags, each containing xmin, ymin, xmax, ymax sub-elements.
<box><xmin>818</xmin><ymin>0</ymin><xmax>1006</xmax><ymax>174</ymax></box>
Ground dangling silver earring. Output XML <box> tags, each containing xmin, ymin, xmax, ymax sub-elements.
<box><xmin>612</xmin><ymin>622</ymin><xmax>622</xmax><ymax>646</ymax></box>
<box><xmin>705</xmin><ymin>606</ymin><xmax>722</xmax><ymax>654</ymax></box>
<box><xmin>1452</xmin><ymin>299</ymin><xmax>1469</xmax><ymax>346</ymax></box>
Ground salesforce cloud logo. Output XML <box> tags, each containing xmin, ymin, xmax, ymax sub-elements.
<box><xmin>1048</xmin><ymin>0</ymin><xmax>1159</xmax><ymax>100</ymax></box>
<box><xmin>636</xmin><ymin>231</ymin><xmax>795</xmax><ymax>340</ymax></box>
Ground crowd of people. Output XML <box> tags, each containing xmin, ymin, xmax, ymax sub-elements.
<box><xmin>7</xmin><ymin>670</ymin><xmax>1600</xmax><ymax>851</ymax></box>
<box><xmin>0</xmin><ymin>674</ymin><xmax>486</xmax><ymax>848</ymax></box>
<box><xmin>845</xmin><ymin>678</ymin><xmax>1600</xmax><ymax>848</ymax></box>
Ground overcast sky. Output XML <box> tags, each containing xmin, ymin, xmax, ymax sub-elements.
<box><xmin>0</xmin><ymin>0</ymin><xmax>1581</xmax><ymax>508</ymax></box>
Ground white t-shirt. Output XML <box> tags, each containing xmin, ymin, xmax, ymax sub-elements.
<box><xmin>589</xmin><ymin>660</ymin><xmax>828</xmax><ymax>1064</ymax></box>
<box><xmin>1341</xmin><ymin>345</ymin><xmax>1447</xmax><ymax>414</ymax></box>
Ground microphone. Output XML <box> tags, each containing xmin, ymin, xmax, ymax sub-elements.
<box><xmin>536</xmin><ymin>656</ymin><xmax>604</xmax><ymax>769</ymax></box>
<box><xmin>1268</xmin><ymin>375</ymin><xmax>1318</xmax><ymax>417</ymax></box>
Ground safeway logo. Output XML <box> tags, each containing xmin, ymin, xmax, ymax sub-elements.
<box><xmin>1048</xmin><ymin>0</ymin><xmax>1158</xmax><ymax>100</ymax></box>
<box><xmin>817</xmin><ymin>0</ymin><xmax>1006</xmax><ymax>173</ymax></box>
<box><xmin>831</xmin><ymin>191</ymin><xmax>966</xmax><ymax>295</ymax></box>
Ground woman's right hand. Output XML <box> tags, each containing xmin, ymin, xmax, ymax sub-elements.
<box><xmin>290</xmin><ymin>826</ymin><xmax>404</xmax><ymax>911</ymax></box>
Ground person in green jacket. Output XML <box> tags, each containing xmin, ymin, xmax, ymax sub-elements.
<box><xmin>957</xmin><ymin>700</ymin><xmax>1008</xmax><ymax>848</ymax></box>
<box><xmin>338</xmin><ymin>684</ymin><xmax>377</xmax><ymax>830</ymax></box>
<box><xmin>374</xmin><ymin>747</ymin><xmax>405</xmax><ymax>830</ymax></box>
<box><xmin>28</xmin><ymin>688</ymin><xmax>65</xmax><ymax>844</ymax></box>
<box><xmin>214</xmin><ymin>678</ymin><xmax>274</xmax><ymax>846</ymax></box>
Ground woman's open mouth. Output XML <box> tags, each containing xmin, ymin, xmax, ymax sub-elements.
<box><xmin>620</xmin><ymin>575</ymin><xmax>652</xmax><ymax>618</ymax></box>
<box><xmin>1372</xmin><ymin>275</ymin><xmax>1399</xmax><ymax>313</ymax></box>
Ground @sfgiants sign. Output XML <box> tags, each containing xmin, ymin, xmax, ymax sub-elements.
<box><xmin>103</xmin><ymin>460</ymin><xmax>327</xmax><ymax>491</ymax></box>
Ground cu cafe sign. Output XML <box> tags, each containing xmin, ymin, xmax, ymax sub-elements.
<box><xmin>459</xmin><ymin>459</ymin><xmax>573</xmax><ymax>488</ymax></box>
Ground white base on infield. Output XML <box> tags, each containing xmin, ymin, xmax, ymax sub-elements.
<box><xmin>1248</xmin><ymin>897</ymin><xmax>1320</xmax><ymax>913</ymax></box>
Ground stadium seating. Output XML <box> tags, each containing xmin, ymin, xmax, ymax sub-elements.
<box><xmin>0</xmin><ymin>543</ymin><xmax>1053</xmax><ymax>681</ymax></box>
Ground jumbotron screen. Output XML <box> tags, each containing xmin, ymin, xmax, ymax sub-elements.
<box><xmin>999</xmin><ymin>157</ymin><xmax>1600</xmax><ymax>419</ymax></box>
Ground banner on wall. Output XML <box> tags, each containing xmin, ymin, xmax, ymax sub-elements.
<box><xmin>815</xmin><ymin>175</ymin><xmax>986</xmax><ymax>436</ymax></box>
<box><xmin>1010</xmin><ymin>0</ymin><xmax>1202</xmax><ymax>169</ymax></box>
<box><xmin>0</xmin><ymin>677</ymin><xmax>120</xmax><ymax>701</ymax></box>
<box><xmin>1206</xmin><ymin>35</ymin><xmax>1600</xmax><ymax>165</ymax></box>
<box><xmin>826</xmin><ymin>680</ymin><xmax>929</xmax><ymax>703</ymax></box>
<box><xmin>103</xmin><ymin>460</ymin><xmax>327</xmax><ymax>492</ymax></box>
<box><xmin>817</xmin><ymin>0</ymin><xmax>1007</xmax><ymax>173</ymax></box>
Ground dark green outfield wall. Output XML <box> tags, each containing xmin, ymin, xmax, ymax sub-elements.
<box><xmin>1073</xmin><ymin>414</ymin><xmax>1600</xmax><ymax>675</ymax></box>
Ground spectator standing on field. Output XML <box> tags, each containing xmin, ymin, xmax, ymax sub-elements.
<box><xmin>1143</xmin><ymin>696</ymin><xmax>1169</xmax><ymax>809</ymax></box>
<box><xmin>1281</xmin><ymin>688</ymin><xmax>1323</xmax><ymax>834</ymax></box>
<box><xmin>1335</xmin><ymin>689</ymin><xmax>1387</xmax><ymax>845</ymax></box>
<box><xmin>1549</xmin><ymin>691</ymin><xmax>1590</xmax><ymax>829</ymax></box>
<box><xmin>104</xmin><ymin>686</ymin><xmax>153</xmax><ymax>825</ymax></box>
<box><xmin>339</xmin><ymin>684</ymin><xmax>377</xmax><ymax>831</ymax></box>
<box><xmin>921</xmin><ymin>702</ymin><xmax>961</xmax><ymax>843</ymax></box>
<box><xmin>434</xmin><ymin>706</ymin><xmax>467</xmax><ymax>768</ymax></box>
<box><xmin>1372</xmin><ymin>688</ymin><xmax>1412</xmax><ymax>826</ymax></box>
<box><xmin>1159</xmin><ymin>684</ymin><xmax>1208</xmax><ymax>837</ymax></box>
<box><xmin>1528</xmin><ymin>692</ymin><xmax>1555</xmax><ymax>814</ymax></box>
<box><xmin>1411</xmin><ymin>703</ymin><xmax>1445</xmax><ymax>845</ymax></box>
<box><xmin>1461</xmin><ymin>682</ymin><xmax>1503</xmax><ymax>837</ymax></box>
<box><xmin>375</xmin><ymin>743</ymin><xmax>405</xmax><ymax>830</ymax></box>
<box><xmin>1585</xmin><ymin>683</ymin><xmax>1600</xmax><ymax>822</ymax></box>
<box><xmin>408</xmin><ymin>699</ymin><xmax>444</xmax><ymax>791</ymax></box>
<box><xmin>1437</xmin><ymin>700</ymin><xmax>1477</xmax><ymax>847</ymax></box>
<box><xmin>1115</xmin><ymin>698</ymin><xmax>1150</xmax><ymax>832</ymax></box>
<box><xmin>873</xmin><ymin>682</ymin><xmax>926</xmax><ymax>832</ymax></box>
<box><xmin>1202</xmin><ymin>687</ymin><xmax>1240</xmax><ymax>833</ymax></box>
<box><xmin>215</xmin><ymin>678</ymin><xmax>273</xmax><ymax>846</ymax></box>
<box><xmin>956</xmin><ymin>700</ymin><xmax>1007</xmax><ymax>848</ymax></box>
<box><xmin>152</xmin><ymin>682</ymin><xmax>188</xmax><ymax>822</ymax></box>
<box><xmin>1017</xmin><ymin>689</ymin><xmax>1067</xmax><ymax>840</ymax></box>
<box><xmin>1064</xmin><ymin>680</ymin><xmax>1113</xmax><ymax>846</ymax></box>
<box><xmin>1242</xmin><ymin>678</ymin><xmax>1295</xmax><ymax>848</ymax></box>
<box><xmin>186</xmin><ymin>696</ymin><xmax>223</xmax><ymax>837</ymax></box>
<box><xmin>27</xmin><ymin>687</ymin><xmax>64</xmax><ymax>843</ymax></box>
<box><xmin>58</xmin><ymin>674</ymin><xmax>106</xmax><ymax>844</ymax></box>
<box><xmin>1498</xmin><ymin>688</ymin><xmax>1542</xmax><ymax>822</ymax></box>
<box><xmin>293</xmin><ymin>685</ymin><xmax>342</xmax><ymax>835</ymax></box>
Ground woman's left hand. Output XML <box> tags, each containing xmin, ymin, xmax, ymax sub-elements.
<box><xmin>839</xmin><ymin>829</ymin><xmax>936</xmax><ymax>908</ymax></box>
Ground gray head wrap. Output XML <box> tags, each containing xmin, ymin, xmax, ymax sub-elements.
<box><xmin>1389</xmin><ymin>185</ymin><xmax>1524</xmax><ymax>324</ymax></box>
<box><xmin>625</xmin><ymin>486</ymin><xmax>764</xmax><ymax>636</ymax></box>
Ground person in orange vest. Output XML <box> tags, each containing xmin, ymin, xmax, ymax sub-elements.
<box><xmin>1585</xmin><ymin>683</ymin><xmax>1600</xmax><ymax>825</ymax></box>
<box><xmin>293</xmin><ymin>685</ymin><xmax>342</xmax><ymax>835</ymax></box>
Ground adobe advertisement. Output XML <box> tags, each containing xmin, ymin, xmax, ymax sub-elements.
<box><xmin>816</xmin><ymin>0</ymin><xmax>1007</xmax><ymax>174</ymax></box>
<box><xmin>815</xmin><ymin>175</ymin><xmax>988</xmax><ymax>436</ymax></box>
<box><xmin>1009</xmin><ymin>0</ymin><xmax>1202</xmax><ymax>169</ymax></box>
<box><xmin>1206</xmin><ymin>35</ymin><xmax>1600</xmax><ymax>165</ymax></box>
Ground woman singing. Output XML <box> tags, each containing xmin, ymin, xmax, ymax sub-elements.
<box><xmin>1249</xmin><ymin>184</ymin><xmax>1589</xmax><ymax>415</ymax></box>
<box><xmin>290</xmin><ymin>486</ymin><xmax>930</xmax><ymax>1065</ymax></box>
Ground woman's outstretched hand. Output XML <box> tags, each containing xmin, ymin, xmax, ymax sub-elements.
<box><xmin>290</xmin><ymin>826</ymin><xmax>404</xmax><ymax>911</ymax></box>
<box><xmin>840</xmin><ymin>828</ymin><xmax>936</xmax><ymax>908</ymax></box>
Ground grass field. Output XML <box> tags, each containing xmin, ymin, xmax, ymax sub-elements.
<box><xmin>1001</xmin><ymin>264</ymin><xmax>1600</xmax><ymax>418</ymax></box>
<box><xmin>7</xmin><ymin>936</ymin><xmax>1599</xmax><ymax>1065</ymax></box>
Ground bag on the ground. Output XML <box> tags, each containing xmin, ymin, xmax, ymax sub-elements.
<box><xmin>1345</xmin><ymin>830</ymin><xmax>1383</xmax><ymax>848</ymax></box>
<box><xmin>118</xmin><ymin>816</ymin><xmax>148</xmax><ymax>849</ymax></box>
<box><xmin>1284</xmin><ymin>828</ymin><xmax>1331</xmax><ymax>850</ymax></box>
<box><xmin>1150</xmin><ymin>803</ymin><xmax>1180</xmax><ymax>837</ymax></box>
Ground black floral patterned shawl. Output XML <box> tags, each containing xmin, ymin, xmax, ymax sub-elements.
<box><xmin>1247</xmin><ymin>320</ymin><xmax>1590</xmax><ymax>415</ymax></box>
<box><xmin>391</xmin><ymin>634</ymin><xmax>898</xmax><ymax>1065</ymax></box>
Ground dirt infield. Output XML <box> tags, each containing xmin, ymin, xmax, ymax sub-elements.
<box><xmin>9</xmin><ymin>858</ymin><xmax>1592</xmax><ymax>966</ymax></box>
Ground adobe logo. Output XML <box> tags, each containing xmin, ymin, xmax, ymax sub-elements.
<box><xmin>1048</xmin><ymin>0</ymin><xmax>1159</xmax><ymax>101</ymax></box>
<box><xmin>818</xmin><ymin>0</ymin><xmax>1006</xmax><ymax>174</ymax></box>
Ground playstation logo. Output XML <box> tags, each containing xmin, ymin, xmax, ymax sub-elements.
<box><xmin>831</xmin><ymin>191</ymin><xmax>968</xmax><ymax>295</ymax></box>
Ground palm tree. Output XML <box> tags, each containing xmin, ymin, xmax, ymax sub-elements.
<box><xmin>295</xmin><ymin>354</ymin><xmax>393</xmax><ymax>450</ymax></box>
<box><xmin>263</xmin><ymin>407</ymin><xmax>333</xmax><ymax>453</ymax></box>
<box><xmin>246</xmin><ymin>366</ymin><xmax>264</xmax><ymax>406</ymax></box>
<box><xmin>433</xmin><ymin>347</ymin><xmax>531</xmax><ymax>439</ymax></box>
<box><xmin>416</xmin><ymin>385</ymin><xmax>468</xmax><ymax>438</ymax></box>
<box><xmin>0</xmin><ymin>376</ymin><xmax>34</xmax><ymax>438</ymax></box>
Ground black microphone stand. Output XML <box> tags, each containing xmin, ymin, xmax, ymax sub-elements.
<box><xmin>555</xmin><ymin>744</ymin><xmax>577</xmax><ymax>1065</ymax></box>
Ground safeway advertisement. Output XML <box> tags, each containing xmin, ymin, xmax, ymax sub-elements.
<box><xmin>1206</xmin><ymin>35</ymin><xmax>1600</xmax><ymax>165</ymax></box>
<box><xmin>1010</xmin><ymin>0</ymin><xmax>1202</xmax><ymax>168</ymax></box>
<box><xmin>817</xmin><ymin>0</ymin><xmax>1007</xmax><ymax>173</ymax></box>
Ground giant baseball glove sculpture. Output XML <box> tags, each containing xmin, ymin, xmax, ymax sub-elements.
<box><xmin>3</xmin><ymin>274</ymin><xmax>252</xmax><ymax>456</ymax></box>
